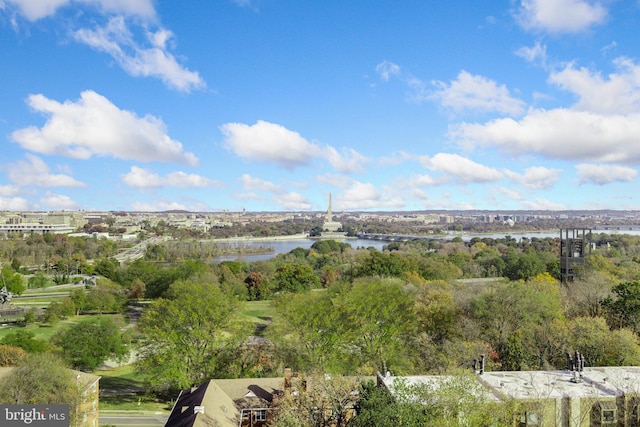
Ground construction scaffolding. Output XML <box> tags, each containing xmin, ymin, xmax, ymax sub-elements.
<box><xmin>560</xmin><ymin>228</ymin><xmax>591</xmax><ymax>282</ymax></box>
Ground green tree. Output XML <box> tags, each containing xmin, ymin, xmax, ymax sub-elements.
<box><xmin>136</xmin><ymin>280</ymin><xmax>244</xmax><ymax>393</ymax></box>
<box><xmin>603</xmin><ymin>280</ymin><xmax>640</xmax><ymax>333</ymax></box>
<box><xmin>1</xmin><ymin>330</ymin><xmax>48</xmax><ymax>353</ymax></box>
<box><xmin>128</xmin><ymin>278</ymin><xmax>146</xmax><ymax>299</ymax></box>
<box><xmin>332</xmin><ymin>278</ymin><xmax>417</xmax><ymax>374</ymax></box>
<box><xmin>52</xmin><ymin>316</ymin><xmax>128</xmax><ymax>371</ymax></box>
<box><xmin>0</xmin><ymin>353</ymin><xmax>80</xmax><ymax>418</ymax></box>
<box><xmin>351</xmin><ymin>380</ymin><xmax>400</xmax><ymax>427</ymax></box>
<box><xmin>1</xmin><ymin>267</ymin><xmax>25</xmax><ymax>295</ymax></box>
<box><xmin>568</xmin><ymin>316</ymin><xmax>640</xmax><ymax>366</ymax></box>
<box><xmin>414</xmin><ymin>281</ymin><xmax>458</xmax><ymax>345</ymax></box>
<box><xmin>472</xmin><ymin>279</ymin><xmax>564</xmax><ymax>370</ymax></box>
<box><xmin>269</xmin><ymin>291</ymin><xmax>340</xmax><ymax>372</ymax></box>
<box><xmin>274</xmin><ymin>263</ymin><xmax>320</xmax><ymax>292</ymax></box>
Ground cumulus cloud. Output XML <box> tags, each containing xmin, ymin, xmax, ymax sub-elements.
<box><xmin>0</xmin><ymin>184</ymin><xmax>20</xmax><ymax>196</ymax></box>
<box><xmin>451</xmin><ymin>109</ymin><xmax>640</xmax><ymax>164</ymax></box>
<box><xmin>521</xmin><ymin>198</ymin><xmax>565</xmax><ymax>210</ymax></box>
<box><xmin>516</xmin><ymin>0</ymin><xmax>607</xmax><ymax>33</ymax></box>
<box><xmin>5</xmin><ymin>154</ymin><xmax>86</xmax><ymax>187</ymax></box>
<box><xmin>576</xmin><ymin>164</ymin><xmax>637</xmax><ymax>185</ymax></box>
<box><xmin>272</xmin><ymin>192</ymin><xmax>312</xmax><ymax>210</ymax></box>
<box><xmin>40</xmin><ymin>191</ymin><xmax>79</xmax><ymax>210</ymax></box>
<box><xmin>431</xmin><ymin>71</ymin><xmax>526</xmax><ymax>115</ymax></box>
<box><xmin>221</xmin><ymin>120</ymin><xmax>368</xmax><ymax>173</ymax></box>
<box><xmin>12</xmin><ymin>91</ymin><xmax>198</xmax><ymax>165</ymax></box>
<box><xmin>335</xmin><ymin>181</ymin><xmax>404</xmax><ymax>210</ymax></box>
<box><xmin>0</xmin><ymin>196</ymin><xmax>33</xmax><ymax>210</ymax></box>
<box><xmin>240</xmin><ymin>174</ymin><xmax>284</xmax><ymax>193</ymax></box>
<box><xmin>74</xmin><ymin>17</ymin><xmax>205</xmax><ymax>92</ymax></box>
<box><xmin>503</xmin><ymin>166</ymin><xmax>562</xmax><ymax>190</ymax></box>
<box><xmin>4</xmin><ymin>0</ymin><xmax>155</xmax><ymax>21</ymax></box>
<box><xmin>549</xmin><ymin>57</ymin><xmax>640</xmax><ymax>115</ymax></box>
<box><xmin>420</xmin><ymin>153</ymin><xmax>503</xmax><ymax>184</ymax></box>
<box><xmin>392</xmin><ymin>174</ymin><xmax>437</xmax><ymax>189</ymax></box>
<box><xmin>121</xmin><ymin>166</ymin><xmax>220</xmax><ymax>189</ymax></box>
<box><xmin>239</xmin><ymin>174</ymin><xmax>312</xmax><ymax>210</ymax></box>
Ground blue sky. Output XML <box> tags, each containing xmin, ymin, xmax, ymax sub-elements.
<box><xmin>1</xmin><ymin>0</ymin><xmax>640</xmax><ymax>212</ymax></box>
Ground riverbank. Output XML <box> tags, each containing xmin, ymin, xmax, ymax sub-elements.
<box><xmin>207</xmin><ymin>232</ymin><xmax>310</xmax><ymax>243</ymax></box>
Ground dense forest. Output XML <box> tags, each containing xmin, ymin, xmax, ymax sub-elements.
<box><xmin>1</xmin><ymin>230</ymin><xmax>640</xmax><ymax>425</ymax></box>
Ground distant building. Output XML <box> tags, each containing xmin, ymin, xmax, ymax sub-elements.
<box><xmin>378</xmin><ymin>364</ymin><xmax>640</xmax><ymax>427</ymax></box>
<box><xmin>319</xmin><ymin>193</ymin><xmax>347</xmax><ymax>239</ymax></box>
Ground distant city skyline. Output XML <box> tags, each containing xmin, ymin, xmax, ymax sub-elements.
<box><xmin>2</xmin><ymin>1</ymin><xmax>640</xmax><ymax>212</ymax></box>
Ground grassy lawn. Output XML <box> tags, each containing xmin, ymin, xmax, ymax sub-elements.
<box><xmin>97</xmin><ymin>365</ymin><xmax>171</xmax><ymax>412</ymax></box>
<box><xmin>0</xmin><ymin>319</ymin><xmax>78</xmax><ymax>341</ymax></box>
<box><xmin>0</xmin><ymin>314</ymin><xmax>128</xmax><ymax>342</ymax></box>
<box><xmin>242</xmin><ymin>300</ymin><xmax>272</xmax><ymax>323</ymax></box>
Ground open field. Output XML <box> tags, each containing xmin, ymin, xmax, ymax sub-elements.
<box><xmin>97</xmin><ymin>365</ymin><xmax>171</xmax><ymax>413</ymax></box>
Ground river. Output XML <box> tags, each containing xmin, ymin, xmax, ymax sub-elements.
<box><xmin>214</xmin><ymin>228</ymin><xmax>640</xmax><ymax>262</ymax></box>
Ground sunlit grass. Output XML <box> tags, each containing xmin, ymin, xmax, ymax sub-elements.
<box><xmin>97</xmin><ymin>365</ymin><xmax>171</xmax><ymax>412</ymax></box>
<box><xmin>242</xmin><ymin>300</ymin><xmax>272</xmax><ymax>323</ymax></box>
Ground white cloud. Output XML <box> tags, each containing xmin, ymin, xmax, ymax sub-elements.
<box><xmin>239</xmin><ymin>174</ymin><xmax>311</xmax><ymax>210</ymax></box>
<box><xmin>503</xmin><ymin>166</ymin><xmax>562</xmax><ymax>190</ymax></box>
<box><xmin>378</xmin><ymin>151</ymin><xmax>414</xmax><ymax>167</ymax></box>
<box><xmin>131</xmin><ymin>200</ymin><xmax>189</xmax><ymax>212</ymax></box>
<box><xmin>323</xmin><ymin>146</ymin><xmax>368</xmax><ymax>173</ymax></box>
<box><xmin>221</xmin><ymin>120</ymin><xmax>368</xmax><ymax>172</ymax></box>
<box><xmin>74</xmin><ymin>17</ymin><xmax>204</xmax><ymax>92</ymax></box>
<box><xmin>5</xmin><ymin>154</ymin><xmax>86</xmax><ymax>187</ymax></box>
<box><xmin>575</xmin><ymin>163</ymin><xmax>637</xmax><ymax>185</ymax></box>
<box><xmin>121</xmin><ymin>166</ymin><xmax>220</xmax><ymax>189</ymax></box>
<box><xmin>393</xmin><ymin>174</ymin><xmax>437</xmax><ymax>189</ymax></box>
<box><xmin>516</xmin><ymin>0</ymin><xmax>607</xmax><ymax>33</ymax></box>
<box><xmin>240</xmin><ymin>174</ymin><xmax>284</xmax><ymax>193</ymax></box>
<box><xmin>0</xmin><ymin>184</ymin><xmax>20</xmax><ymax>196</ymax></box>
<box><xmin>272</xmin><ymin>192</ymin><xmax>312</xmax><ymax>210</ymax></box>
<box><xmin>375</xmin><ymin>60</ymin><xmax>401</xmax><ymax>81</ymax></box>
<box><xmin>0</xmin><ymin>196</ymin><xmax>33</xmax><ymax>210</ymax></box>
<box><xmin>549</xmin><ymin>57</ymin><xmax>640</xmax><ymax>115</ymax></box>
<box><xmin>223</xmin><ymin>121</ymin><xmax>318</xmax><ymax>170</ymax></box>
<box><xmin>420</xmin><ymin>153</ymin><xmax>503</xmax><ymax>183</ymax></box>
<box><xmin>521</xmin><ymin>198</ymin><xmax>565</xmax><ymax>210</ymax></box>
<box><xmin>451</xmin><ymin>109</ymin><xmax>640</xmax><ymax>164</ymax></box>
<box><xmin>496</xmin><ymin>186</ymin><xmax>524</xmax><ymax>201</ymax></box>
<box><xmin>5</xmin><ymin>0</ymin><xmax>155</xmax><ymax>21</ymax></box>
<box><xmin>515</xmin><ymin>42</ymin><xmax>547</xmax><ymax>65</ymax></box>
<box><xmin>431</xmin><ymin>71</ymin><xmax>526</xmax><ymax>115</ymax></box>
<box><xmin>40</xmin><ymin>191</ymin><xmax>79</xmax><ymax>210</ymax></box>
<box><xmin>316</xmin><ymin>174</ymin><xmax>353</xmax><ymax>188</ymax></box>
<box><xmin>335</xmin><ymin>181</ymin><xmax>404</xmax><ymax>210</ymax></box>
<box><xmin>5</xmin><ymin>0</ymin><xmax>70</xmax><ymax>21</ymax></box>
<box><xmin>12</xmin><ymin>91</ymin><xmax>198</xmax><ymax>165</ymax></box>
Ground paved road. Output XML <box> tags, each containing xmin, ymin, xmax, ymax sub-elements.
<box><xmin>100</xmin><ymin>412</ymin><xmax>168</xmax><ymax>427</ymax></box>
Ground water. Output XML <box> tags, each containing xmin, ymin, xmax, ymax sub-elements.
<box><xmin>215</xmin><ymin>238</ymin><xmax>388</xmax><ymax>262</ymax></box>
<box><xmin>215</xmin><ymin>229</ymin><xmax>640</xmax><ymax>262</ymax></box>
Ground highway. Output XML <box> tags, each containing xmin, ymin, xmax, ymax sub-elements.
<box><xmin>114</xmin><ymin>236</ymin><xmax>168</xmax><ymax>264</ymax></box>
